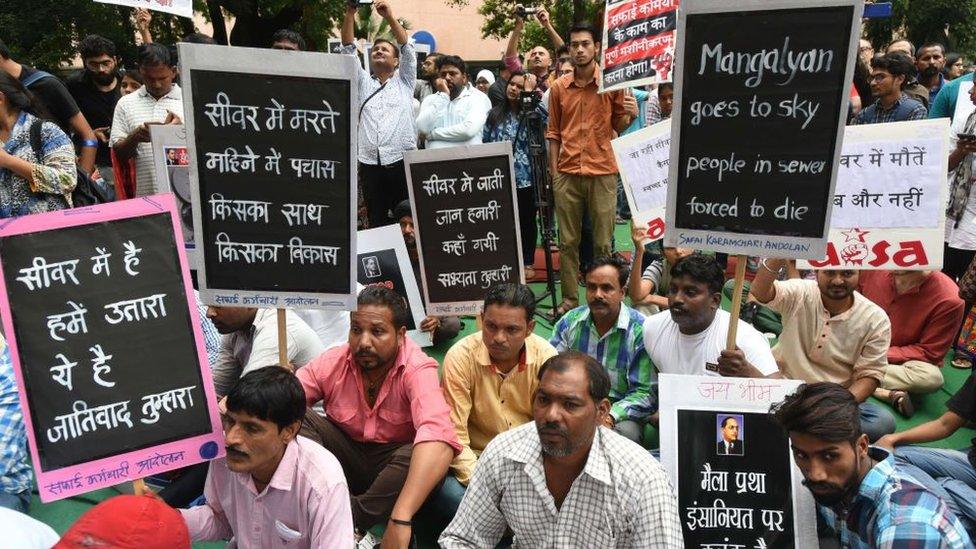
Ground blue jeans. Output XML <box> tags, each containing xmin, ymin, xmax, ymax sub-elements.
<box><xmin>858</xmin><ymin>402</ymin><xmax>896</xmax><ymax>442</ymax></box>
<box><xmin>0</xmin><ymin>490</ymin><xmax>30</xmax><ymax>513</ymax></box>
<box><xmin>428</xmin><ymin>475</ymin><xmax>467</xmax><ymax>532</ymax></box>
<box><xmin>896</xmin><ymin>446</ymin><xmax>976</xmax><ymax>534</ymax></box>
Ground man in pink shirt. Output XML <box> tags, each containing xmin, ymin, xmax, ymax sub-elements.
<box><xmin>297</xmin><ymin>286</ymin><xmax>460</xmax><ymax>548</ymax></box>
<box><xmin>179</xmin><ymin>367</ymin><xmax>353</xmax><ymax>548</ymax></box>
<box><xmin>860</xmin><ymin>270</ymin><xmax>965</xmax><ymax>417</ymax></box>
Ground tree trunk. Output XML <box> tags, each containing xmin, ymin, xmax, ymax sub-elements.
<box><xmin>207</xmin><ymin>0</ymin><xmax>229</xmax><ymax>45</ymax></box>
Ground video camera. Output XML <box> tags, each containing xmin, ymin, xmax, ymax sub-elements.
<box><xmin>519</xmin><ymin>90</ymin><xmax>540</xmax><ymax>111</ymax></box>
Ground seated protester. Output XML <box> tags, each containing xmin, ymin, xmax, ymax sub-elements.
<box><xmin>877</xmin><ymin>370</ymin><xmax>976</xmax><ymax>533</ymax></box>
<box><xmin>751</xmin><ymin>260</ymin><xmax>897</xmax><ymax>442</ymax></box>
<box><xmin>550</xmin><ymin>256</ymin><xmax>655</xmax><ymax>443</ymax></box>
<box><xmin>295</xmin><ymin>286</ymin><xmax>460</xmax><ymax>547</ymax></box>
<box><xmin>178</xmin><ymin>368</ymin><xmax>352</xmax><ymax>548</ymax></box>
<box><xmin>642</xmin><ymin>254</ymin><xmax>780</xmax><ymax>381</ymax></box>
<box><xmin>270</xmin><ymin>28</ymin><xmax>305</xmax><ymax>51</ymax></box>
<box><xmin>628</xmin><ymin>222</ymin><xmax>693</xmax><ymax>314</ymax></box>
<box><xmin>860</xmin><ymin>270</ymin><xmax>964</xmax><ymax>417</ymax></box>
<box><xmin>436</xmin><ymin>283</ymin><xmax>557</xmax><ymax>521</ymax></box>
<box><xmin>439</xmin><ymin>351</ymin><xmax>682</xmax><ymax>547</ymax></box>
<box><xmin>416</xmin><ymin>54</ymin><xmax>492</xmax><ymax>150</ymax></box>
<box><xmin>771</xmin><ymin>382</ymin><xmax>971</xmax><ymax>548</ymax></box>
<box><xmin>0</xmin><ymin>338</ymin><xmax>30</xmax><ymax>514</ymax></box>
<box><xmin>207</xmin><ymin>306</ymin><xmax>323</xmax><ymax>396</ymax></box>
<box><xmin>720</xmin><ymin>256</ymin><xmax>791</xmax><ymax>337</ymax></box>
<box><xmin>394</xmin><ymin>199</ymin><xmax>462</xmax><ymax>345</ymax></box>
<box><xmin>0</xmin><ymin>72</ymin><xmax>77</xmax><ymax>218</ymax></box>
<box><xmin>59</xmin><ymin>494</ymin><xmax>189</xmax><ymax>549</ymax></box>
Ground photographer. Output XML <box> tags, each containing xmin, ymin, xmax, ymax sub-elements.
<box><xmin>503</xmin><ymin>6</ymin><xmax>563</xmax><ymax>93</ymax></box>
<box><xmin>340</xmin><ymin>0</ymin><xmax>417</xmax><ymax>228</ymax></box>
<box><xmin>483</xmin><ymin>70</ymin><xmax>546</xmax><ymax>280</ymax></box>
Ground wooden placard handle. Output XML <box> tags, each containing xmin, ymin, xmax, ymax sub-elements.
<box><xmin>726</xmin><ymin>255</ymin><xmax>748</xmax><ymax>351</ymax></box>
<box><xmin>277</xmin><ymin>308</ymin><xmax>288</xmax><ymax>368</ymax></box>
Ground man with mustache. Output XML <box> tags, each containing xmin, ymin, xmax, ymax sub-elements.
<box><xmin>67</xmin><ymin>35</ymin><xmax>121</xmax><ymax>193</ymax></box>
<box><xmin>416</xmin><ymin>54</ymin><xmax>492</xmax><ymax>150</ymax></box>
<box><xmin>751</xmin><ymin>260</ymin><xmax>897</xmax><ymax>442</ymax></box>
<box><xmin>434</xmin><ymin>283</ymin><xmax>557</xmax><ymax>523</ymax></box>
<box><xmin>340</xmin><ymin>0</ymin><xmax>417</xmax><ymax>228</ymax></box>
<box><xmin>296</xmin><ymin>286</ymin><xmax>460</xmax><ymax>548</ymax></box>
<box><xmin>771</xmin><ymin>382</ymin><xmax>970</xmax><ymax>547</ymax></box>
<box><xmin>440</xmin><ymin>351</ymin><xmax>682</xmax><ymax>547</ymax></box>
<box><xmin>550</xmin><ymin>256</ymin><xmax>654</xmax><ymax>443</ymax></box>
<box><xmin>852</xmin><ymin>52</ymin><xmax>927</xmax><ymax>125</ymax></box>
<box><xmin>179</xmin><ymin>367</ymin><xmax>354</xmax><ymax>548</ymax></box>
<box><xmin>916</xmin><ymin>42</ymin><xmax>947</xmax><ymax>105</ymax></box>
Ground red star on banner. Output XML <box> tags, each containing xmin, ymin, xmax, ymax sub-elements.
<box><xmin>841</xmin><ymin>228</ymin><xmax>870</xmax><ymax>243</ymax></box>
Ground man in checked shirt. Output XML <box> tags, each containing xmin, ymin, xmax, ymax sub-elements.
<box><xmin>440</xmin><ymin>351</ymin><xmax>682</xmax><ymax>548</ymax></box>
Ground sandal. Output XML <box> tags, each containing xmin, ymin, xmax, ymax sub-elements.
<box><xmin>951</xmin><ymin>356</ymin><xmax>973</xmax><ymax>369</ymax></box>
<box><xmin>889</xmin><ymin>390</ymin><xmax>915</xmax><ymax>418</ymax></box>
<box><xmin>550</xmin><ymin>301</ymin><xmax>576</xmax><ymax>321</ymax></box>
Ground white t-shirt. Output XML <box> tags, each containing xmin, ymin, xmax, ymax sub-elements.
<box><xmin>2</xmin><ymin>507</ymin><xmax>59</xmax><ymax>549</ymax></box>
<box><xmin>642</xmin><ymin>309</ymin><xmax>779</xmax><ymax>376</ymax></box>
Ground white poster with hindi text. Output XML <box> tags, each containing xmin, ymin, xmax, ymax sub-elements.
<box><xmin>799</xmin><ymin>118</ymin><xmax>948</xmax><ymax>270</ymax></box>
<box><xmin>612</xmin><ymin>118</ymin><xmax>670</xmax><ymax>243</ymax></box>
<box><xmin>93</xmin><ymin>0</ymin><xmax>192</xmax><ymax>18</ymax></box>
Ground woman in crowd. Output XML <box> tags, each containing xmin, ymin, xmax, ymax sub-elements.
<box><xmin>0</xmin><ymin>72</ymin><xmax>76</xmax><ymax>218</ymax></box>
<box><xmin>945</xmin><ymin>53</ymin><xmax>967</xmax><ymax>80</ymax></box>
<box><xmin>482</xmin><ymin>70</ymin><xmax>545</xmax><ymax>280</ymax></box>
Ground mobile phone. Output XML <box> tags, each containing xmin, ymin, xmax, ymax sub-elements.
<box><xmin>958</xmin><ymin>133</ymin><xmax>976</xmax><ymax>141</ymax></box>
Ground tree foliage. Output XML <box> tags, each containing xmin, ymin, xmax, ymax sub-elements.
<box><xmin>864</xmin><ymin>0</ymin><xmax>976</xmax><ymax>56</ymax></box>
<box><xmin>450</xmin><ymin>0</ymin><xmax>602</xmax><ymax>55</ymax></box>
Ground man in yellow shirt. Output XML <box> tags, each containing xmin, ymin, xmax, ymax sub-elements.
<box><xmin>431</xmin><ymin>283</ymin><xmax>557</xmax><ymax>524</ymax></box>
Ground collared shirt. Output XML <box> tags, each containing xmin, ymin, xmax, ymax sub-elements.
<box><xmin>819</xmin><ymin>447</ymin><xmax>971</xmax><ymax>548</ymax></box>
<box><xmin>194</xmin><ymin>290</ymin><xmax>222</xmax><ymax>367</ymax></box>
<box><xmin>109</xmin><ymin>84</ymin><xmax>184</xmax><ymax>197</ymax></box>
<box><xmin>416</xmin><ymin>84</ymin><xmax>492</xmax><ymax>149</ymax></box>
<box><xmin>211</xmin><ymin>309</ymin><xmax>324</xmax><ymax>396</ymax></box>
<box><xmin>550</xmin><ymin>304</ymin><xmax>655</xmax><ymax>422</ymax></box>
<box><xmin>765</xmin><ymin>279</ymin><xmax>890</xmax><ymax>387</ymax></box>
<box><xmin>180</xmin><ymin>436</ymin><xmax>354</xmax><ymax>548</ymax></box>
<box><xmin>0</xmin><ymin>339</ymin><xmax>31</xmax><ymax>496</ymax></box>
<box><xmin>929</xmin><ymin>72</ymin><xmax>973</xmax><ymax>120</ymax></box>
<box><xmin>645</xmin><ymin>93</ymin><xmax>670</xmax><ymax>126</ymax></box>
<box><xmin>296</xmin><ymin>338</ymin><xmax>461</xmax><ymax>451</ymax></box>
<box><xmin>343</xmin><ymin>42</ymin><xmax>417</xmax><ymax>166</ymax></box>
<box><xmin>859</xmin><ymin>271</ymin><xmax>965</xmax><ymax>365</ymax></box>
<box><xmin>928</xmin><ymin>73</ymin><xmax>946</xmax><ymax>105</ymax></box>
<box><xmin>851</xmin><ymin>92</ymin><xmax>927</xmax><ymax>125</ymax></box>
<box><xmin>545</xmin><ymin>72</ymin><xmax>628</xmax><ymax>176</ymax></box>
<box><xmin>442</xmin><ymin>332</ymin><xmax>557</xmax><ymax>485</ymax></box>
<box><xmin>439</xmin><ymin>422</ymin><xmax>683</xmax><ymax>548</ymax></box>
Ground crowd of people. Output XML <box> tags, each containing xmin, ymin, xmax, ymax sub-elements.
<box><xmin>4</xmin><ymin>2</ymin><xmax>976</xmax><ymax>548</ymax></box>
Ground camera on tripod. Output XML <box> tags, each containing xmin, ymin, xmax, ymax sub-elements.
<box><xmin>515</xmin><ymin>4</ymin><xmax>539</xmax><ymax>19</ymax></box>
<box><xmin>519</xmin><ymin>90</ymin><xmax>540</xmax><ymax>111</ymax></box>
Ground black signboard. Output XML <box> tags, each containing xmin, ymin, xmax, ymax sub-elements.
<box><xmin>678</xmin><ymin>410</ymin><xmax>795</xmax><ymax>548</ymax></box>
<box><xmin>181</xmin><ymin>44</ymin><xmax>359</xmax><ymax>308</ymax></box>
<box><xmin>666</xmin><ymin>3</ymin><xmax>858</xmax><ymax>257</ymax></box>
<box><xmin>405</xmin><ymin>143</ymin><xmax>523</xmax><ymax>315</ymax></box>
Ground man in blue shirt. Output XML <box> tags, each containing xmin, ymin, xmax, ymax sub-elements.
<box><xmin>0</xmin><ymin>338</ymin><xmax>31</xmax><ymax>513</ymax></box>
<box><xmin>852</xmin><ymin>53</ymin><xmax>928</xmax><ymax>125</ymax></box>
<box><xmin>771</xmin><ymin>382</ymin><xmax>971</xmax><ymax>548</ymax></box>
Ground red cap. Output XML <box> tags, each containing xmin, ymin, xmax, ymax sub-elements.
<box><xmin>54</xmin><ymin>494</ymin><xmax>190</xmax><ymax>549</ymax></box>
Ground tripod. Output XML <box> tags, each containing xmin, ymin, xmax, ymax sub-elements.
<box><xmin>516</xmin><ymin>94</ymin><xmax>558</xmax><ymax>322</ymax></box>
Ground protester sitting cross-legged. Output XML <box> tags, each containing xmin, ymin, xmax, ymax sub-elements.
<box><xmin>770</xmin><ymin>382</ymin><xmax>971</xmax><ymax>547</ymax></box>
<box><xmin>751</xmin><ymin>260</ymin><xmax>896</xmax><ymax>441</ymax></box>
<box><xmin>57</xmin><ymin>494</ymin><xmax>191</xmax><ymax>549</ymax></box>
<box><xmin>859</xmin><ymin>269</ymin><xmax>964</xmax><ymax>417</ymax></box>
<box><xmin>432</xmin><ymin>283</ymin><xmax>557</xmax><ymax>527</ymax></box>
<box><xmin>295</xmin><ymin>285</ymin><xmax>460</xmax><ymax>548</ymax></box>
<box><xmin>178</xmin><ymin>367</ymin><xmax>353</xmax><ymax>548</ymax></box>
<box><xmin>439</xmin><ymin>351</ymin><xmax>683</xmax><ymax>547</ymax></box>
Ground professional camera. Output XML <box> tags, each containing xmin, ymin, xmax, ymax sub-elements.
<box><xmin>519</xmin><ymin>90</ymin><xmax>540</xmax><ymax>111</ymax></box>
<box><xmin>515</xmin><ymin>4</ymin><xmax>538</xmax><ymax>19</ymax></box>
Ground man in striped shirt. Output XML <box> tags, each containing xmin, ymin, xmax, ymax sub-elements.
<box><xmin>550</xmin><ymin>255</ymin><xmax>654</xmax><ymax>443</ymax></box>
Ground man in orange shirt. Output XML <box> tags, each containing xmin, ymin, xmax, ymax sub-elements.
<box><xmin>547</xmin><ymin>22</ymin><xmax>637</xmax><ymax>315</ymax></box>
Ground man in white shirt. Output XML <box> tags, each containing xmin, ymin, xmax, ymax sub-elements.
<box><xmin>207</xmin><ymin>306</ymin><xmax>324</xmax><ymax>396</ymax></box>
<box><xmin>643</xmin><ymin>253</ymin><xmax>779</xmax><ymax>378</ymax></box>
<box><xmin>416</xmin><ymin>55</ymin><xmax>492</xmax><ymax>150</ymax></box>
<box><xmin>109</xmin><ymin>43</ymin><xmax>183</xmax><ymax>197</ymax></box>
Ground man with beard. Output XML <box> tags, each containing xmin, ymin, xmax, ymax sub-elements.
<box><xmin>340</xmin><ymin>0</ymin><xmax>416</xmax><ymax>228</ymax></box>
<box><xmin>414</xmin><ymin>52</ymin><xmax>441</xmax><ymax>104</ymax></box>
<box><xmin>771</xmin><ymin>382</ymin><xmax>970</xmax><ymax>547</ymax></box>
<box><xmin>916</xmin><ymin>42</ymin><xmax>947</xmax><ymax>105</ymax></box>
<box><xmin>642</xmin><ymin>254</ymin><xmax>779</xmax><ymax>384</ymax></box>
<box><xmin>67</xmin><ymin>35</ymin><xmax>121</xmax><ymax>192</ymax></box>
<box><xmin>547</xmin><ymin>23</ymin><xmax>638</xmax><ymax>316</ymax></box>
<box><xmin>179</xmin><ymin>367</ymin><xmax>354</xmax><ymax>548</ymax></box>
<box><xmin>206</xmin><ymin>305</ymin><xmax>323</xmax><ymax>397</ymax></box>
<box><xmin>393</xmin><ymin>200</ymin><xmax>462</xmax><ymax>345</ymax></box>
<box><xmin>550</xmin><ymin>256</ymin><xmax>654</xmax><ymax>443</ymax></box>
<box><xmin>751</xmin><ymin>260</ymin><xmax>896</xmax><ymax>442</ymax></box>
<box><xmin>296</xmin><ymin>286</ymin><xmax>460</xmax><ymax>548</ymax></box>
<box><xmin>416</xmin><ymin>54</ymin><xmax>491</xmax><ymax>150</ymax></box>
<box><xmin>852</xmin><ymin>52</ymin><xmax>927</xmax><ymax>125</ymax></box>
<box><xmin>440</xmin><ymin>351</ymin><xmax>682</xmax><ymax>547</ymax></box>
<box><xmin>433</xmin><ymin>283</ymin><xmax>557</xmax><ymax>525</ymax></box>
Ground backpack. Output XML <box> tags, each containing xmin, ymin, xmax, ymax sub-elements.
<box><xmin>20</xmin><ymin>69</ymin><xmax>53</xmax><ymax>88</ymax></box>
<box><xmin>28</xmin><ymin>120</ymin><xmax>111</xmax><ymax>207</ymax></box>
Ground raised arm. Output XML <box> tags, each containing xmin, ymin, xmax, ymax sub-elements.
<box><xmin>341</xmin><ymin>4</ymin><xmax>357</xmax><ymax>45</ymax></box>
